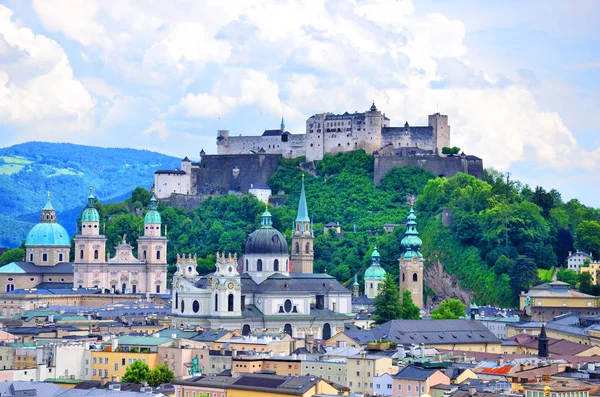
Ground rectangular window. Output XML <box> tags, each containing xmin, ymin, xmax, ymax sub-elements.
<box><xmin>122</xmin><ymin>358</ymin><xmax>126</xmax><ymax>366</ymax></box>
<box><xmin>114</xmin><ymin>363</ymin><xmax>118</xmax><ymax>371</ymax></box>
<box><xmin>408</xmin><ymin>385</ymin><xmax>412</xmax><ymax>391</ymax></box>
<box><xmin>398</xmin><ymin>384</ymin><xmax>402</xmax><ymax>391</ymax></box>
<box><xmin>105</xmin><ymin>358</ymin><xmax>109</xmax><ymax>364</ymax></box>
<box><xmin>42</xmin><ymin>253</ymin><xmax>48</xmax><ymax>262</ymax></box>
<box><xmin>93</xmin><ymin>358</ymin><xmax>97</xmax><ymax>364</ymax></box>
<box><xmin>104</xmin><ymin>369</ymin><xmax>108</xmax><ymax>377</ymax></box>
<box><xmin>92</xmin><ymin>369</ymin><xmax>96</xmax><ymax>376</ymax></box>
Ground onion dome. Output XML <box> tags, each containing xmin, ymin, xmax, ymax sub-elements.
<box><xmin>81</xmin><ymin>187</ymin><xmax>100</xmax><ymax>222</ymax></box>
<box><xmin>365</xmin><ymin>246</ymin><xmax>386</xmax><ymax>279</ymax></box>
<box><xmin>370</xmin><ymin>101</ymin><xmax>377</xmax><ymax>111</ymax></box>
<box><xmin>144</xmin><ymin>195</ymin><xmax>161</xmax><ymax>224</ymax></box>
<box><xmin>401</xmin><ymin>208</ymin><xmax>423</xmax><ymax>259</ymax></box>
<box><xmin>245</xmin><ymin>209</ymin><xmax>288</xmax><ymax>255</ymax></box>
<box><xmin>25</xmin><ymin>193</ymin><xmax>70</xmax><ymax>247</ymax></box>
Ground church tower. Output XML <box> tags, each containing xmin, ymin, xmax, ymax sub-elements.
<box><xmin>210</xmin><ymin>252</ymin><xmax>242</xmax><ymax>317</ymax></box>
<box><xmin>291</xmin><ymin>175</ymin><xmax>314</xmax><ymax>273</ymax></box>
<box><xmin>364</xmin><ymin>247</ymin><xmax>386</xmax><ymax>299</ymax></box>
<box><xmin>74</xmin><ymin>188</ymin><xmax>106</xmax><ymax>264</ymax></box>
<box><xmin>399</xmin><ymin>208</ymin><xmax>424</xmax><ymax>309</ymax></box>
<box><xmin>137</xmin><ymin>195</ymin><xmax>168</xmax><ymax>294</ymax></box>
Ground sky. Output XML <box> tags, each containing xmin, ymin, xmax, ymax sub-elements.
<box><xmin>0</xmin><ymin>0</ymin><xmax>599</xmax><ymax>205</ymax></box>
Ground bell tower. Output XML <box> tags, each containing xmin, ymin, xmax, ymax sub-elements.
<box><xmin>291</xmin><ymin>175</ymin><xmax>314</xmax><ymax>273</ymax></box>
<box><xmin>74</xmin><ymin>187</ymin><xmax>106</xmax><ymax>264</ymax></box>
<box><xmin>398</xmin><ymin>208</ymin><xmax>424</xmax><ymax>309</ymax></box>
<box><xmin>137</xmin><ymin>194</ymin><xmax>168</xmax><ymax>294</ymax></box>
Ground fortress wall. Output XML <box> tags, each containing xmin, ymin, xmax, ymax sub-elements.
<box><xmin>163</xmin><ymin>193</ymin><xmax>208</xmax><ymax>212</ymax></box>
<box><xmin>373</xmin><ymin>155</ymin><xmax>482</xmax><ymax>184</ymax></box>
<box><xmin>219</xmin><ymin>135</ymin><xmax>306</xmax><ymax>158</ymax></box>
<box><xmin>382</xmin><ymin>130</ymin><xmax>435</xmax><ymax>151</ymax></box>
<box><xmin>194</xmin><ymin>154</ymin><xmax>282</xmax><ymax>193</ymax></box>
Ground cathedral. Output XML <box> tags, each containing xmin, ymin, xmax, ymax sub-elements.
<box><xmin>171</xmin><ymin>178</ymin><xmax>352</xmax><ymax>339</ymax></box>
<box><xmin>0</xmin><ymin>189</ymin><xmax>168</xmax><ymax>297</ymax></box>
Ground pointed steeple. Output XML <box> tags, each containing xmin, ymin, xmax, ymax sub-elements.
<box><xmin>280</xmin><ymin>115</ymin><xmax>285</xmax><ymax>132</ymax></box>
<box><xmin>401</xmin><ymin>208</ymin><xmax>423</xmax><ymax>259</ymax></box>
<box><xmin>538</xmin><ymin>324</ymin><xmax>549</xmax><ymax>357</ymax></box>
<box><xmin>296</xmin><ymin>174</ymin><xmax>310</xmax><ymax>223</ymax></box>
<box><xmin>353</xmin><ymin>274</ymin><xmax>359</xmax><ymax>286</ymax></box>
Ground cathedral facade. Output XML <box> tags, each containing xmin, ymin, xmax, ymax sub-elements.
<box><xmin>171</xmin><ymin>180</ymin><xmax>352</xmax><ymax>340</ymax></box>
<box><xmin>73</xmin><ymin>192</ymin><xmax>168</xmax><ymax>294</ymax></box>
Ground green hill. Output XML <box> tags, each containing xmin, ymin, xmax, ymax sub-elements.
<box><xmin>0</xmin><ymin>142</ymin><xmax>179</xmax><ymax>247</ymax></box>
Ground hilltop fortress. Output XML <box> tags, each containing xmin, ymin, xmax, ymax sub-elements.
<box><xmin>217</xmin><ymin>102</ymin><xmax>450</xmax><ymax>161</ymax></box>
<box><xmin>155</xmin><ymin>104</ymin><xmax>483</xmax><ymax>201</ymax></box>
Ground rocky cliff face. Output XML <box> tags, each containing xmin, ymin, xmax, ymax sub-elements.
<box><xmin>424</xmin><ymin>260</ymin><xmax>473</xmax><ymax>306</ymax></box>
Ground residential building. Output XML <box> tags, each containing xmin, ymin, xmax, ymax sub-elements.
<box><xmin>567</xmin><ymin>251</ymin><xmax>593</xmax><ymax>273</ymax></box>
<box><xmin>347</xmin><ymin>352</ymin><xmax>397</xmax><ymax>394</ymax></box>
<box><xmin>373</xmin><ymin>373</ymin><xmax>394</xmax><ymax>396</ymax></box>
<box><xmin>392</xmin><ymin>365</ymin><xmax>451</xmax><ymax>397</ymax></box>
<box><xmin>248</xmin><ymin>183</ymin><xmax>272</xmax><ymax>204</ymax></box>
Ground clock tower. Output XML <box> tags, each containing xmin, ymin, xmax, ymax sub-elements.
<box><xmin>210</xmin><ymin>252</ymin><xmax>242</xmax><ymax>317</ymax></box>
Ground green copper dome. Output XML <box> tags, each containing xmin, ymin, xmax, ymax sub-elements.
<box><xmin>364</xmin><ymin>246</ymin><xmax>386</xmax><ymax>279</ymax></box>
<box><xmin>26</xmin><ymin>223</ymin><xmax>70</xmax><ymax>247</ymax></box>
<box><xmin>81</xmin><ymin>191</ymin><xmax>100</xmax><ymax>222</ymax></box>
<box><xmin>26</xmin><ymin>196</ymin><xmax>69</xmax><ymax>247</ymax></box>
<box><xmin>144</xmin><ymin>195</ymin><xmax>161</xmax><ymax>224</ymax></box>
<box><xmin>401</xmin><ymin>208</ymin><xmax>423</xmax><ymax>259</ymax></box>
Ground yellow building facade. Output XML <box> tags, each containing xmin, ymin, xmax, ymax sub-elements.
<box><xmin>580</xmin><ymin>263</ymin><xmax>600</xmax><ymax>285</ymax></box>
<box><xmin>90</xmin><ymin>351</ymin><xmax>158</xmax><ymax>381</ymax></box>
<box><xmin>520</xmin><ymin>282</ymin><xmax>598</xmax><ymax>311</ymax></box>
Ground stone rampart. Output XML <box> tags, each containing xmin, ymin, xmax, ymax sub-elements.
<box><xmin>373</xmin><ymin>155</ymin><xmax>484</xmax><ymax>184</ymax></box>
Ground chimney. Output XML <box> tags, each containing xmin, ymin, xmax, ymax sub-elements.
<box><xmin>469</xmin><ymin>386</ymin><xmax>476</xmax><ymax>396</ymax></box>
<box><xmin>420</xmin><ymin>343</ymin><xmax>425</xmax><ymax>358</ymax></box>
<box><xmin>232</xmin><ymin>349</ymin><xmax>237</xmax><ymax>358</ymax></box>
<box><xmin>111</xmin><ymin>337</ymin><xmax>118</xmax><ymax>352</ymax></box>
<box><xmin>409</xmin><ymin>344</ymin><xmax>416</xmax><ymax>356</ymax></box>
<box><xmin>220</xmin><ymin>347</ymin><xmax>225</xmax><ymax>356</ymax></box>
<box><xmin>497</xmin><ymin>356</ymin><xmax>503</xmax><ymax>367</ymax></box>
<box><xmin>306</xmin><ymin>334</ymin><xmax>314</xmax><ymax>354</ymax></box>
<box><xmin>397</xmin><ymin>345</ymin><xmax>405</xmax><ymax>359</ymax></box>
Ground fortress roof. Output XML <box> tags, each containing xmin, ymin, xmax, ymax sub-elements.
<box><xmin>382</xmin><ymin>126</ymin><xmax>433</xmax><ymax>136</ymax></box>
<box><xmin>262</xmin><ymin>129</ymin><xmax>286</xmax><ymax>136</ymax></box>
<box><xmin>155</xmin><ymin>169</ymin><xmax>186</xmax><ymax>175</ymax></box>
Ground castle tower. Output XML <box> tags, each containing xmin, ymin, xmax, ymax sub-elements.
<box><xmin>428</xmin><ymin>113</ymin><xmax>450</xmax><ymax>154</ymax></box>
<box><xmin>364</xmin><ymin>247</ymin><xmax>386</xmax><ymax>299</ymax></box>
<box><xmin>137</xmin><ymin>195</ymin><xmax>168</xmax><ymax>294</ymax></box>
<box><xmin>210</xmin><ymin>252</ymin><xmax>242</xmax><ymax>317</ymax></box>
<box><xmin>305</xmin><ymin>113</ymin><xmax>326</xmax><ymax>161</ymax></box>
<box><xmin>352</xmin><ymin>274</ymin><xmax>359</xmax><ymax>299</ymax></box>
<box><xmin>363</xmin><ymin>102</ymin><xmax>384</xmax><ymax>152</ymax></box>
<box><xmin>25</xmin><ymin>192</ymin><xmax>71</xmax><ymax>266</ymax></box>
<box><xmin>291</xmin><ymin>175</ymin><xmax>314</xmax><ymax>273</ymax></box>
<box><xmin>399</xmin><ymin>208</ymin><xmax>424</xmax><ymax>309</ymax></box>
<box><xmin>74</xmin><ymin>188</ymin><xmax>106</xmax><ymax>264</ymax></box>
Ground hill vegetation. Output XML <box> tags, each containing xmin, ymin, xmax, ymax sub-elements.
<box><xmin>3</xmin><ymin>149</ymin><xmax>599</xmax><ymax>307</ymax></box>
<box><xmin>0</xmin><ymin>142</ymin><xmax>179</xmax><ymax>247</ymax></box>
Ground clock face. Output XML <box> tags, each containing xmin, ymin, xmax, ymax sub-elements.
<box><xmin>228</xmin><ymin>282</ymin><xmax>234</xmax><ymax>289</ymax></box>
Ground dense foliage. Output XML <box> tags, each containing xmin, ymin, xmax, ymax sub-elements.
<box><xmin>0</xmin><ymin>142</ymin><xmax>179</xmax><ymax>247</ymax></box>
<box><xmin>30</xmin><ymin>149</ymin><xmax>599</xmax><ymax>307</ymax></box>
<box><xmin>431</xmin><ymin>298</ymin><xmax>466</xmax><ymax>319</ymax></box>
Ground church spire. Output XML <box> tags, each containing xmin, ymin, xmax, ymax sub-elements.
<box><xmin>40</xmin><ymin>191</ymin><xmax>57</xmax><ymax>223</ymax></box>
<box><xmin>296</xmin><ymin>174</ymin><xmax>310</xmax><ymax>223</ymax></box>
<box><xmin>281</xmin><ymin>115</ymin><xmax>285</xmax><ymax>132</ymax></box>
<box><xmin>401</xmin><ymin>208</ymin><xmax>423</xmax><ymax>259</ymax></box>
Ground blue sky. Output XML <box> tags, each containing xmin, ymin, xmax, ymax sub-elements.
<box><xmin>0</xmin><ymin>0</ymin><xmax>599</xmax><ymax>205</ymax></box>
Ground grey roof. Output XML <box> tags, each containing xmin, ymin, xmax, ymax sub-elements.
<box><xmin>190</xmin><ymin>330</ymin><xmax>231</xmax><ymax>342</ymax></box>
<box><xmin>255</xmin><ymin>273</ymin><xmax>351</xmax><ymax>294</ymax></box>
<box><xmin>352</xmin><ymin>295</ymin><xmax>373</xmax><ymax>305</ymax></box>
<box><xmin>245</xmin><ymin>227</ymin><xmax>288</xmax><ymax>255</ymax></box>
<box><xmin>382</xmin><ymin>126</ymin><xmax>433</xmax><ymax>137</ymax></box>
<box><xmin>355</xmin><ymin>320</ymin><xmax>500</xmax><ymax>345</ymax></box>
<box><xmin>0</xmin><ymin>381</ymin><xmax>64</xmax><ymax>397</ymax></box>
<box><xmin>262</xmin><ymin>129</ymin><xmax>284</xmax><ymax>136</ymax></box>
<box><xmin>155</xmin><ymin>169</ymin><xmax>186</xmax><ymax>175</ymax></box>
<box><xmin>249</xmin><ymin>183</ymin><xmax>271</xmax><ymax>189</ymax></box>
<box><xmin>9</xmin><ymin>262</ymin><xmax>74</xmax><ymax>274</ymax></box>
<box><xmin>394</xmin><ymin>365</ymin><xmax>442</xmax><ymax>380</ymax></box>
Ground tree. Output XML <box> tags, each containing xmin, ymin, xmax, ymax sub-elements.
<box><xmin>147</xmin><ymin>364</ymin><xmax>175</xmax><ymax>387</ymax></box>
<box><xmin>442</xmin><ymin>146</ymin><xmax>461</xmax><ymax>155</ymax></box>
<box><xmin>574</xmin><ymin>220</ymin><xmax>600</xmax><ymax>258</ymax></box>
<box><xmin>493</xmin><ymin>255</ymin><xmax>514</xmax><ymax>275</ymax></box>
<box><xmin>122</xmin><ymin>360</ymin><xmax>150</xmax><ymax>384</ymax></box>
<box><xmin>556</xmin><ymin>268</ymin><xmax>578</xmax><ymax>286</ymax></box>
<box><xmin>508</xmin><ymin>256</ymin><xmax>538</xmax><ymax>299</ymax></box>
<box><xmin>373</xmin><ymin>274</ymin><xmax>402</xmax><ymax>324</ymax></box>
<box><xmin>0</xmin><ymin>248</ymin><xmax>25</xmax><ymax>266</ymax></box>
<box><xmin>129</xmin><ymin>187</ymin><xmax>151</xmax><ymax>208</ymax></box>
<box><xmin>431</xmin><ymin>298</ymin><xmax>466</xmax><ymax>319</ymax></box>
<box><xmin>578</xmin><ymin>272</ymin><xmax>595</xmax><ymax>295</ymax></box>
<box><xmin>400</xmin><ymin>290</ymin><xmax>421</xmax><ymax>320</ymax></box>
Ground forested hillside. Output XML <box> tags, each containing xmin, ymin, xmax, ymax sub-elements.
<box><xmin>3</xmin><ymin>150</ymin><xmax>598</xmax><ymax>307</ymax></box>
<box><xmin>0</xmin><ymin>142</ymin><xmax>179</xmax><ymax>247</ymax></box>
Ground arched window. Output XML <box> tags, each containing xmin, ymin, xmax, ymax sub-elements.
<box><xmin>180</xmin><ymin>300</ymin><xmax>185</xmax><ymax>313</ymax></box>
<box><xmin>295</xmin><ymin>242</ymin><xmax>300</xmax><ymax>254</ymax></box>
<box><xmin>42</xmin><ymin>253</ymin><xmax>48</xmax><ymax>262</ymax></box>
<box><xmin>175</xmin><ymin>293</ymin><xmax>178</xmax><ymax>309</ymax></box>
<box><xmin>323</xmin><ymin>323</ymin><xmax>332</xmax><ymax>340</ymax></box>
<box><xmin>29</xmin><ymin>253</ymin><xmax>33</xmax><ymax>262</ymax></box>
<box><xmin>242</xmin><ymin>324</ymin><xmax>251</xmax><ymax>336</ymax></box>
<box><xmin>245</xmin><ymin>259</ymin><xmax>248</xmax><ymax>272</ymax></box>
<box><xmin>283</xmin><ymin>323</ymin><xmax>292</xmax><ymax>336</ymax></box>
<box><xmin>80</xmin><ymin>250</ymin><xmax>84</xmax><ymax>260</ymax></box>
<box><xmin>413</xmin><ymin>273</ymin><xmax>418</xmax><ymax>282</ymax></box>
<box><xmin>370</xmin><ymin>283</ymin><xmax>373</xmax><ymax>289</ymax></box>
<box><xmin>156</xmin><ymin>250</ymin><xmax>161</xmax><ymax>260</ymax></box>
<box><xmin>143</xmin><ymin>251</ymin><xmax>147</xmax><ymax>260</ymax></box>
<box><xmin>155</xmin><ymin>285</ymin><xmax>160</xmax><ymax>293</ymax></box>
<box><xmin>257</xmin><ymin>259</ymin><xmax>263</xmax><ymax>271</ymax></box>
<box><xmin>274</xmin><ymin>259</ymin><xmax>279</xmax><ymax>272</ymax></box>
<box><xmin>94</xmin><ymin>250</ymin><xmax>99</xmax><ymax>259</ymax></box>
<box><xmin>305</xmin><ymin>242</ymin><xmax>310</xmax><ymax>254</ymax></box>
<box><xmin>58</xmin><ymin>253</ymin><xmax>63</xmax><ymax>262</ymax></box>
<box><xmin>193</xmin><ymin>300</ymin><xmax>200</xmax><ymax>313</ymax></box>
<box><xmin>402</xmin><ymin>273</ymin><xmax>405</xmax><ymax>282</ymax></box>
<box><xmin>122</xmin><ymin>284</ymin><xmax>126</xmax><ymax>294</ymax></box>
<box><xmin>228</xmin><ymin>294</ymin><xmax>234</xmax><ymax>312</ymax></box>
<box><xmin>215</xmin><ymin>294</ymin><xmax>219</xmax><ymax>311</ymax></box>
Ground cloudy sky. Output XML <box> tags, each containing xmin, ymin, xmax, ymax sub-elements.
<box><xmin>1</xmin><ymin>0</ymin><xmax>599</xmax><ymax>205</ymax></box>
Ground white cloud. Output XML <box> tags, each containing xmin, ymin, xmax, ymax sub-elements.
<box><xmin>0</xmin><ymin>5</ymin><xmax>94</xmax><ymax>139</ymax></box>
<box><xmin>142</xmin><ymin>121</ymin><xmax>169</xmax><ymax>141</ymax></box>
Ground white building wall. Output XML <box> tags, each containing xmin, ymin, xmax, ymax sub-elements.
<box><xmin>155</xmin><ymin>172</ymin><xmax>191</xmax><ymax>199</ymax></box>
<box><xmin>248</xmin><ymin>187</ymin><xmax>271</xmax><ymax>204</ymax></box>
<box><xmin>373</xmin><ymin>373</ymin><xmax>394</xmax><ymax>396</ymax></box>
